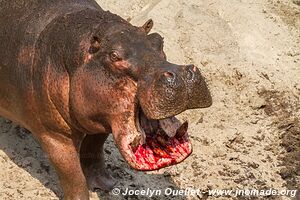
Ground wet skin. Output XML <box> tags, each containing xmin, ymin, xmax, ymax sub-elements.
<box><xmin>0</xmin><ymin>0</ymin><xmax>212</xmax><ymax>199</ymax></box>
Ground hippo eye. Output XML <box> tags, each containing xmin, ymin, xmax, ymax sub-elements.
<box><xmin>110</xmin><ymin>51</ymin><xmax>121</xmax><ymax>62</ymax></box>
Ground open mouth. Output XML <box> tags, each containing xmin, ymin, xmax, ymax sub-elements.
<box><xmin>129</xmin><ymin>107</ymin><xmax>192</xmax><ymax>171</ymax></box>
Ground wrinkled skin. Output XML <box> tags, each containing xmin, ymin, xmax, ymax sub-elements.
<box><xmin>0</xmin><ymin>0</ymin><xmax>212</xmax><ymax>199</ymax></box>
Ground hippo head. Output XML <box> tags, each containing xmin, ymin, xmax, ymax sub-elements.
<box><xmin>71</xmin><ymin>19</ymin><xmax>212</xmax><ymax>170</ymax></box>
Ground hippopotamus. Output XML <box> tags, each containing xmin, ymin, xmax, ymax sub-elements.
<box><xmin>0</xmin><ymin>0</ymin><xmax>212</xmax><ymax>199</ymax></box>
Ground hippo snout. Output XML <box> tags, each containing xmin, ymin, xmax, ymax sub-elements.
<box><xmin>137</xmin><ymin>63</ymin><xmax>212</xmax><ymax>120</ymax></box>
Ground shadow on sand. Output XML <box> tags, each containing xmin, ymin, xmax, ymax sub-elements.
<box><xmin>0</xmin><ymin>118</ymin><xmax>189</xmax><ymax>200</ymax></box>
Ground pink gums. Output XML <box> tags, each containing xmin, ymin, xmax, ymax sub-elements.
<box><xmin>132</xmin><ymin>132</ymin><xmax>192</xmax><ymax>170</ymax></box>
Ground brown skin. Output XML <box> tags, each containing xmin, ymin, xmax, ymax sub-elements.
<box><xmin>0</xmin><ymin>0</ymin><xmax>212</xmax><ymax>199</ymax></box>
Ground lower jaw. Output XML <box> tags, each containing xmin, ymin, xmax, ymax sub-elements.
<box><xmin>132</xmin><ymin>138</ymin><xmax>193</xmax><ymax>171</ymax></box>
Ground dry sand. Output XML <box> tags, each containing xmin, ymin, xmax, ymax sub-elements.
<box><xmin>0</xmin><ymin>0</ymin><xmax>299</xmax><ymax>199</ymax></box>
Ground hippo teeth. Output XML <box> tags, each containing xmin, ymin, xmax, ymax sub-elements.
<box><xmin>158</xmin><ymin>117</ymin><xmax>182</xmax><ymax>137</ymax></box>
<box><xmin>175</xmin><ymin>121</ymin><xmax>188</xmax><ymax>138</ymax></box>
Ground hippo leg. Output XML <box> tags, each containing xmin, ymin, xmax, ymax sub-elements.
<box><xmin>39</xmin><ymin>133</ymin><xmax>89</xmax><ymax>200</ymax></box>
<box><xmin>80</xmin><ymin>134</ymin><xmax>117</xmax><ymax>191</ymax></box>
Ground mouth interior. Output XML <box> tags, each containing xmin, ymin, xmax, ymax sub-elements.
<box><xmin>130</xmin><ymin>107</ymin><xmax>192</xmax><ymax>170</ymax></box>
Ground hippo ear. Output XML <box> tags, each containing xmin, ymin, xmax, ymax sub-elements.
<box><xmin>88</xmin><ymin>36</ymin><xmax>101</xmax><ymax>54</ymax></box>
<box><xmin>141</xmin><ymin>19</ymin><xmax>153</xmax><ymax>34</ymax></box>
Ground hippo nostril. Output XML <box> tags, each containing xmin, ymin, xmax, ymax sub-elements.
<box><xmin>163</xmin><ymin>71</ymin><xmax>176</xmax><ymax>82</ymax></box>
<box><xmin>187</xmin><ymin>70</ymin><xmax>193</xmax><ymax>80</ymax></box>
<box><xmin>186</xmin><ymin>65</ymin><xmax>196</xmax><ymax>80</ymax></box>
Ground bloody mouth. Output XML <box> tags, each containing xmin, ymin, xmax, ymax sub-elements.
<box><xmin>130</xmin><ymin>108</ymin><xmax>192</xmax><ymax>171</ymax></box>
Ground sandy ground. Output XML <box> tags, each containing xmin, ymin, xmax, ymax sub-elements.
<box><xmin>0</xmin><ymin>0</ymin><xmax>299</xmax><ymax>199</ymax></box>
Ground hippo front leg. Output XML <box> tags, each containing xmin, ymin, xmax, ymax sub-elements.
<box><xmin>38</xmin><ymin>133</ymin><xmax>89</xmax><ymax>200</ymax></box>
<box><xmin>80</xmin><ymin>134</ymin><xmax>117</xmax><ymax>191</ymax></box>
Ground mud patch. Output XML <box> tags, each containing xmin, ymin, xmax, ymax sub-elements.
<box><xmin>269</xmin><ymin>0</ymin><xmax>300</xmax><ymax>29</ymax></box>
<box><xmin>259</xmin><ymin>89</ymin><xmax>300</xmax><ymax>199</ymax></box>
<box><xmin>258</xmin><ymin>89</ymin><xmax>298</xmax><ymax>117</ymax></box>
<box><xmin>278</xmin><ymin>119</ymin><xmax>300</xmax><ymax>198</ymax></box>
<box><xmin>293</xmin><ymin>0</ymin><xmax>300</xmax><ymax>6</ymax></box>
